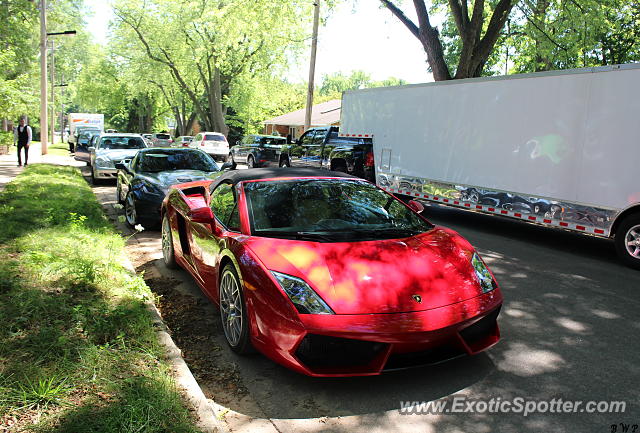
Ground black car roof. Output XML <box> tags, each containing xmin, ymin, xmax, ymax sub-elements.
<box><xmin>210</xmin><ymin>167</ymin><xmax>357</xmax><ymax>189</ymax></box>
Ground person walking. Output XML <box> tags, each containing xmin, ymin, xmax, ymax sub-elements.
<box><xmin>14</xmin><ymin>116</ymin><xmax>32</xmax><ymax>167</ymax></box>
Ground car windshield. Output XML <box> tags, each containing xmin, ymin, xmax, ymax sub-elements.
<box><xmin>260</xmin><ymin>137</ymin><xmax>286</xmax><ymax>146</ymax></box>
<box><xmin>80</xmin><ymin>130</ymin><xmax>99</xmax><ymax>139</ymax></box>
<box><xmin>244</xmin><ymin>179</ymin><xmax>433</xmax><ymax>241</ymax></box>
<box><xmin>205</xmin><ymin>134</ymin><xmax>226</xmax><ymax>142</ymax></box>
<box><xmin>154</xmin><ymin>134</ymin><xmax>171</xmax><ymax>140</ymax></box>
<box><xmin>138</xmin><ymin>150</ymin><xmax>219</xmax><ymax>172</ymax></box>
<box><xmin>99</xmin><ymin>136</ymin><xmax>146</xmax><ymax>150</ymax></box>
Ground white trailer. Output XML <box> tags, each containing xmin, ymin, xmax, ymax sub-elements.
<box><xmin>68</xmin><ymin>113</ymin><xmax>104</xmax><ymax>145</ymax></box>
<box><xmin>339</xmin><ymin>64</ymin><xmax>640</xmax><ymax>268</ymax></box>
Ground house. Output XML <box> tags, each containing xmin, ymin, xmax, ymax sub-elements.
<box><xmin>263</xmin><ymin>99</ymin><xmax>341</xmax><ymax>141</ymax></box>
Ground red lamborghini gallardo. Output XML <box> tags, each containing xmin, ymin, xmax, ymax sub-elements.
<box><xmin>160</xmin><ymin>167</ymin><xmax>502</xmax><ymax>377</ymax></box>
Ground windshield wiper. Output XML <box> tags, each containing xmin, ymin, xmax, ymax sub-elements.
<box><xmin>253</xmin><ymin>230</ymin><xmax>336</xmax><ymax>242</ymax></box>
<box><xmin>350</xmin><ymin>228</ymin><xmax>423</xmax><ymax>238</ymax></box>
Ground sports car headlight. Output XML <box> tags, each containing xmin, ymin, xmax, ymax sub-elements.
<box><xmin>95</xmin><ymin>157</ymin><xmax>114</xmax><ymax>168</ymax></box>
<box><xmin>472</xmin><ymin>252</ymin><xmax>498</xmax><ymax>293</ymax></box>
<box><xmin>270</xmin><ymin>271</ymin><xmax>334</xmax><ymax>315</ymax></box>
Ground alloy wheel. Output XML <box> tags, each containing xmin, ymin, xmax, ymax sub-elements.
<box><xmin>625</xmin><ymin>224</ymin><xmax>640</xmax><ymax>258</ymax></box>
<box><xmin>125</xmin><ymin>193</ymin><xmax>137</xmax><ymax>226</ymax></box>
<box><xmin>219</xmin><ymin>268</ymin><xmax>243</xmax><ymax>347</ymax></box>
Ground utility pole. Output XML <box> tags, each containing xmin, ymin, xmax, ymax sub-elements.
<box><xmin>304</xmin><ymin>0</ymin><xmax>320</xmax><ymax>131</ymax></box>
<box><xmin>50</xmin><ymin>40</ymin><xmax>55</xmax><ymax>145</ymax></box>
<box><xmin>40</xmin><ymin>0</ymin><xmax>48</xmax><ymax>154</ymax></box>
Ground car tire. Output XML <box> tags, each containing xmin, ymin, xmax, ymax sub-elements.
<box><xmin>615</xmin><ymin>214</ymin><xmax>640</xmax><ymax>269</ymax></box>
<box><xmin>219</xmin><ymin>263</ymin><xmax>252</xmax><ymax>355</ymax></box>
<box><xmin>332</xmin><ymin>161</ymin><xmax>347</xmax><ymax>173</ymax></box>
<box><xmin>161</xmin><ymin>213</ymin><xmax>178</xmax><ymax>269</ymax></box>
<box><xmin>91</xmin><ymin>167</ymin><xmax>101</xmax><ymax>185</ymax></box>
<box><xmin>124</xmin><ymin>192</ymin><xmax>138</xmax><ymax>227</ymax></box>
<box><xmin>247</xmin><ymin>155</ymin><xmax>255</xmax><ymax>169</ymax></box>
<box><xmin>279</xmin><ymin>157</ymin><xmax>290</xmax><ymax>168</ymax></box>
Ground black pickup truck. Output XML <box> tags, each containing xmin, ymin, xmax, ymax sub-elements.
<box><xmin>281</xmin><ymin>126</ymin><xmax>374</xmax><ymax>182</ymax></box>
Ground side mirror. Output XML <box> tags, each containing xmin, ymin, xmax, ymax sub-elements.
<box><xmin>220</xmin><ymin>161</ymin><xmax>234</xmax><ymax>170</ymax></box>
<box><xmin>408</xmin><ymin>200</ymin><xmax>425</xmax><ymax>214</ymax></box>
<box><xmin>187</xmin><ymin>206</ymin><xmax>215</xmax><ymax>224</ymax></box>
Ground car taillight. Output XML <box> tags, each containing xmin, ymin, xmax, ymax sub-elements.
<box><xmin>200</xmin><ymin>141</ymin><xmax>204</xmax><ymax>146</ymax></box>
<box><xmin>365</xmin><ymin>151</ymin><xmax>374</xmax><ymax>167</ymax></box>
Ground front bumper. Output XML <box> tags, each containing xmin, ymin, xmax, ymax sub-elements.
<box><xmin>94</xmin><ymin>167</ymin><xmax>118</xmax><ymax>179</ymax></box>
<box><xmin>256</xmin><ymin>290</ymin><xmax>502</xmax><ymax>377</ymax></box>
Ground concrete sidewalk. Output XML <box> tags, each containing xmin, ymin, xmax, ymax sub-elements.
<box><xmin>0</xmin><ymin>142</ymin><xmax>84</xmax><ymax>192</ymax></box>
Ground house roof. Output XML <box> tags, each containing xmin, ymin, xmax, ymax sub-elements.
<box><xmin>263</xmin><ymin>99</ymin><xmax>341</xmax><ymax>127</ymax></box>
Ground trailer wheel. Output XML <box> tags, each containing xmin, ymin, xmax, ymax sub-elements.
<box><xmin>614</xmin><ymin>214</ymin><xmax>640</xmax><ymax>269</ymax></box>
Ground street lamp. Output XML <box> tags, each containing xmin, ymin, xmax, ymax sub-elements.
<box><xmin>39</xmin><ymin>0</ymin><xmax>76</xmax><ymax>155</ymax></box>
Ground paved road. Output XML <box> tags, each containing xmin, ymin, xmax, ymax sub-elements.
<box><xmin>88</xmin><ymin>172</ymin><xmax>640</xmax><ymax>433</ymax></box>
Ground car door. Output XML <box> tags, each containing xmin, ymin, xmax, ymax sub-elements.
<box><xmin>74</xmin><ymin>133</ymin><xmax>96</xmax><ymax>163</ymax></box>
<box><xmin>236</xmin><ymin>135</ymin><xmax>252</xmax><ymax>163</ymax></box>
<box><xmin>190</xmin><ymin>182</ymin><xmax>241</xmax><ymax>299</ymax></box>
<box><xmin>306</xmin><ymin>128</ymin><xmax>327</xmax><ymax>168</ymax></box>
<box><xmin>290</xmin><ymin>130</ymin><xmax>315</xmax><ymax>167</ymax></box>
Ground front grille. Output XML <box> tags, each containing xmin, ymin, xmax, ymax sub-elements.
<box><xmin>384</xmin><ymin>344</ymin><xmax>466</xmax><ymax>371</ymax></box>
<box><xmin>295</xmin><ymin>334</ymin><xmax>388</xmax><ymax>369</ymax></box>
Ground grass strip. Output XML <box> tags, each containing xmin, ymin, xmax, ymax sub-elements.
<box><xmin>0</xmin><ymin>164</ymin><xmax>200</xmax><ymax>432</ymax></box>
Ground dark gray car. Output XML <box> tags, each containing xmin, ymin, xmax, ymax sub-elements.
<box><xmin>229</xmin><ymin>134</ymin><xmax>287</xmax><ymax>168</ymax></box>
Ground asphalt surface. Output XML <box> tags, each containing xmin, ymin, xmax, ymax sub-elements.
<box><xmin>86</xmin><ymin>169</ymin><xmax>639</xmax><ymax>433</ymax></box>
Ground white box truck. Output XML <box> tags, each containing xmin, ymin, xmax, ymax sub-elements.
<box><xmin>339</xmin><ymin>64</ymin><xmax>640</xmax><ymax>268</ymax></box>
<box><xmin>68</xmin><ymin>113</ymin><xmax>104</xmax><ymax>147</ymax></box>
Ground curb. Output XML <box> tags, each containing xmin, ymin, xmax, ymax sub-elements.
<box><xmin>93</xmin><ymin>173</ymin><xmax>231</xmax><ymax>433</ymax></box>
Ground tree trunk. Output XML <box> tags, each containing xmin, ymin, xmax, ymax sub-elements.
<box><xmin>381</xmin><ymin>0</ymin><xmax>515</xmax><ymax>80</ymax></box>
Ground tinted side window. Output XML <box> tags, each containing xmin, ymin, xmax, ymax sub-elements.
<box><xmin>210</xmin><ymin>183</ymin><xmax>236</xmax><ymax>229</ymax></box>
<box><xmin>301</xmin><ymin>131</ymin><xmax>315</xmax><ymax>145</ymax></box>
<box><xmin>312</xmin><ymin>129</ymin><xmax>326</xmax><ymax>145</ymax></box>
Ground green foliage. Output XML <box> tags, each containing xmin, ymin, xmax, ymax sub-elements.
<box><xmin>318</xmin><ymin>70</ymin><xmax>409</xmax><ymax>100</ymax></box>
<box><xmin>0</xmin><ymin>0</ymin><xmax>94</xmax><ymax>126</ymax></box>
<box><xmin>0</xmin><ymin>165</ymin><xmax>199</xmax><ymax>432</ymax></box>
<box><xmin>502</xmin><ymin>0</ymin><xmax>640</xmax><ymax>73</ymax></box>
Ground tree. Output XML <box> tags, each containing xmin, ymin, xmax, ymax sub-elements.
<box><xmin>380</xmin><ymin>0</ymin><xmax>515</xmax><ymax>80</ymax></box>
<box><xmin>319</xmin><ymin>70</ymin><xmax>372</xmax><ymax>95</ymax></box>
<box><xmin>112</xmin><ymin>0</ymin><xmax>313</xmax><ymax>136</ymax></box>
<box><xmin>502</xmin><ymin>0</ymin><xmax>640</xmax><ymax>72</ymax></box>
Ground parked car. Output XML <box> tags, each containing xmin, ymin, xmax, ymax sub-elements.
<box><xmin>89</xmin><ymin>133</ymin><xmax>147</xmax><ymax>182</ymax></box>
<box><xmin>191</xmin><ymin>131</ymin><xmax>229</xmax><ymax>161</ymax></box>
<box><xmin>74</xmin><ymin>133</ymin><xmax>101</xmax><ymax>165</ymax></box>
<box><xmin>70</xmin><ymin>126</ymin><xmax>101</xmax><ymax>152</ymax></box>
<box><xmin>175</xmin><ymin>136</ymin><xmax>194</xmax><ymax>147</ymax></box>
<box><xmin>116</xmin><ymin>148</ymin><xmax>224</xmax><ymax>227</ymax></box>
<box><xmin>282</xmin><ymin>126</ymin><xmax>374</xmax><ymax>181</ymax></box>
<box><xmin>149</xmin><ymin>133</ymin><xmax>173</xmax><ymax>147</ymax></box>
<box><xmin>160</xmin><ymin>167</ymin><xmax>502</xmax><ymax>376</ymax></box>
<box><xmin>229</xmin><ymin>134</ymin><xmax>286</xmax><ymax>168</ymax></box>
<box><xmin>77</xmin><ymin>129</ymin><xmax>100</xmax><ymax>148</ymax></box>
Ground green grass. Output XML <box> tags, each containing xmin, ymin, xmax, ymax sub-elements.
<box><xmin>0</xmin><ymin>164</ymin><xmax>200</xmax><ymax>432</ymax></box>
<box><xmin>47</xmin><ymin>141</ymin><xmax>73</xmax><ymax>157</ymax></box>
